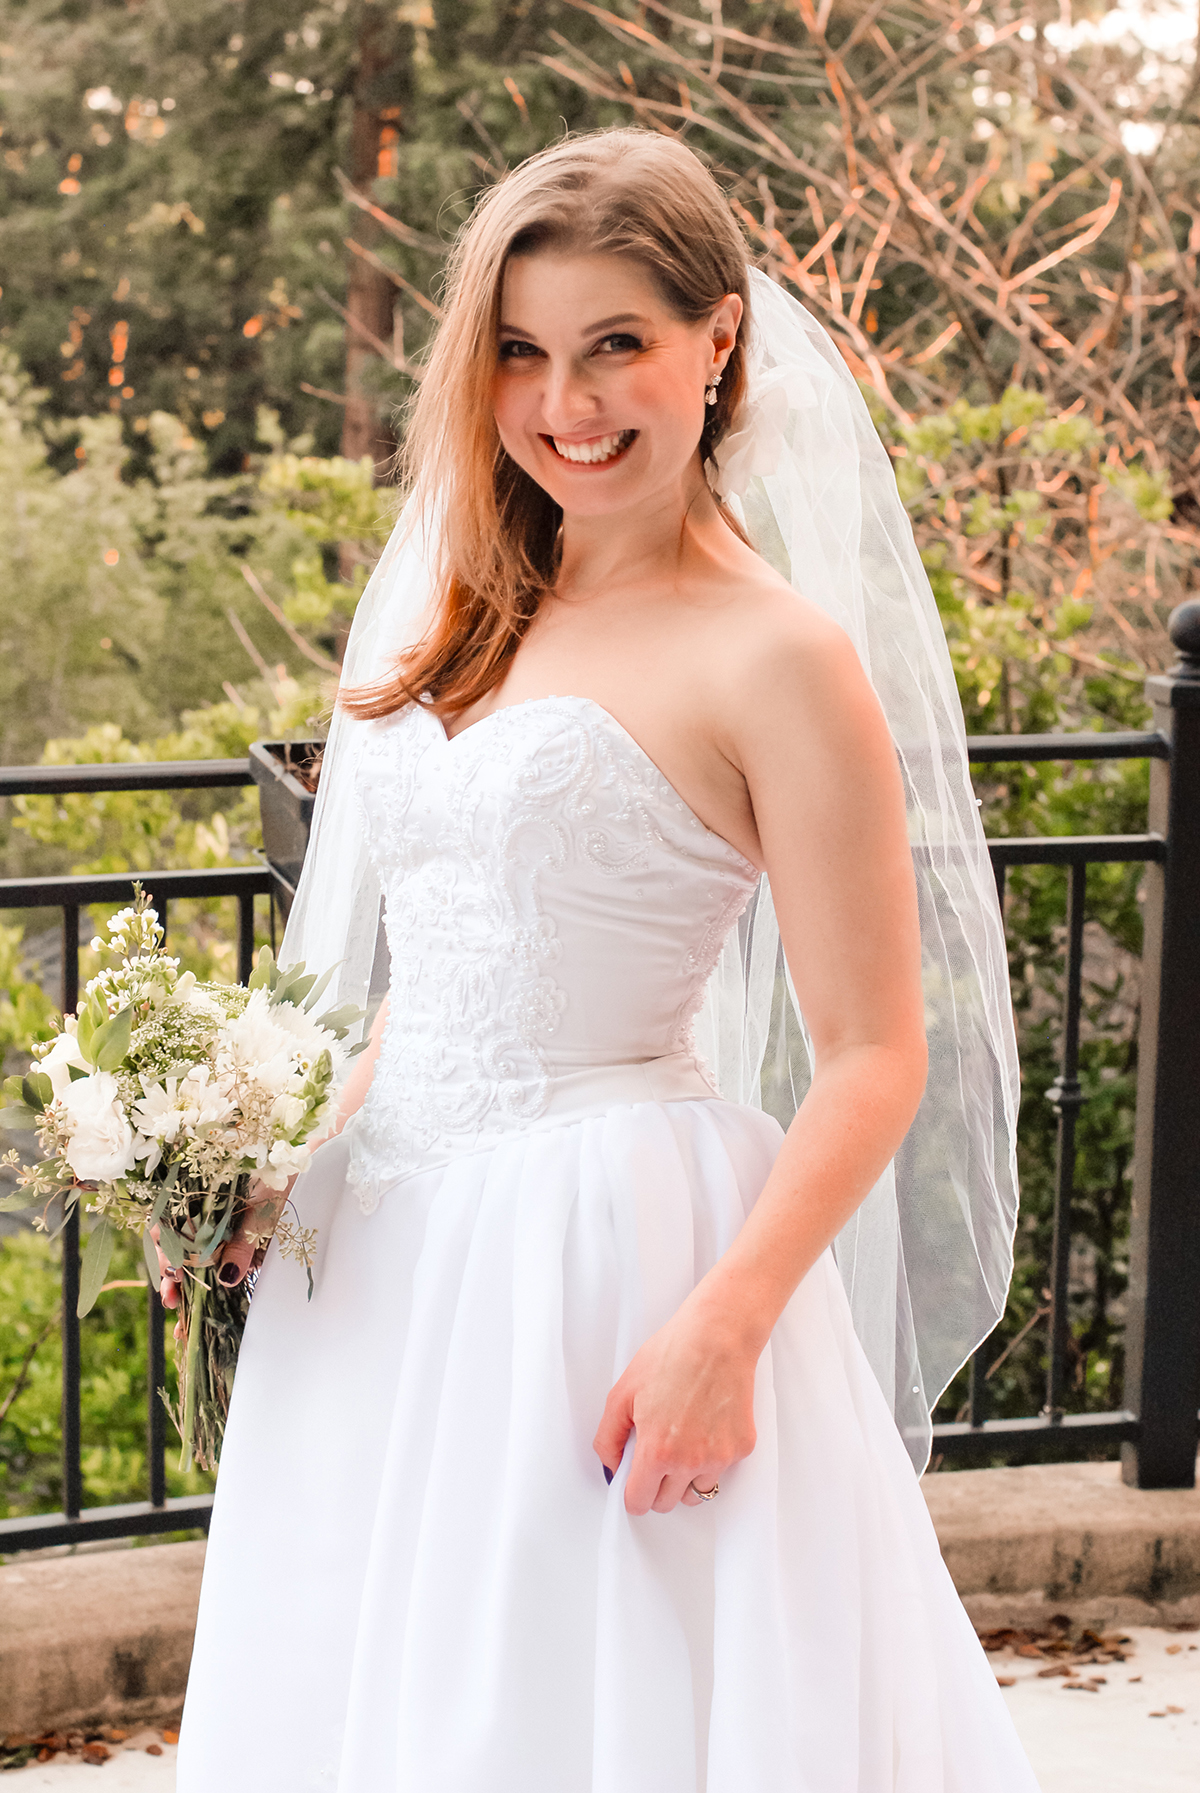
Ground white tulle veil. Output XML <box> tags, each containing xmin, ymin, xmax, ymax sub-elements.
<box><xmin>283</xmin><ymin>268</ymin><xmax>1020</xmax><ymax>1471</ymax></box>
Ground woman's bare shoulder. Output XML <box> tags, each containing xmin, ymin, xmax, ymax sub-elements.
<box><xmin>701</xmin><ymin>548</ymin><xmax>863</xmax><ymax>727</ymax></box>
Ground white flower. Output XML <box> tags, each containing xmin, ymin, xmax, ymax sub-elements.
<box><xmin>270</xmin><ymin>1092</ymin><xmax>307</xmax><ymax>1134</ymax></box>
<box><xmin>38</xmin><ymin>1030</ymin><xmax>92</xmax><ymax>1099</ymax></box>
<box><xmin>132</xmin><ymin>1077</ymin><xmax>188</xmax><ymax>1151</ymax></box>
<box><xmin>177</xmin><ymin>1064</ymin><xmax>236</xmax><ymax>1130</ymax></box>
<box><xmin>256</xmin><ymin>1139</ymin><xmax>311</xmax><ymax>1191</ymax></box>
<box><xmin>709</xmin><ymin>363</ymin><xmax>816</xmax><ymax>499</ymax></box>
<box><xmin>60</xmin><ymin>1072</ymin><xmax>137</xmax><ymax>1183</ymax></box>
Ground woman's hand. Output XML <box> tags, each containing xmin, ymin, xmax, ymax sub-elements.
<box><xmin>593</xmin><ymin>1300</ymin><xmax>759</xmax><ymax>1515</ymax></box>
<box><xmin>152</xmin><ymin>1177</ymin><xmax>295</xmax><ymax>1309</ymax></box>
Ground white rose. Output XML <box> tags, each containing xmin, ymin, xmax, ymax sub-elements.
<box><xmin>61</xmin><ymin>1072</ymin><xmax>137</xmax><ymax>1183</ymax></box>
<box><xmin>270</xmin><ymin>1092</ymin><xmax>307</xmax><ymax>1134</ymax></box>
<box><xmin>38</xmin><ymin>1030</ymin><xmax>92</xmax><ymax>1099</ymax></box>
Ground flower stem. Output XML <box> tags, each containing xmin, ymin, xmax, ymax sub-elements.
<box><xmin>179</xmin><ymin>1272</ymin><xmax>207</xmax><ymax>1473</ymax></box>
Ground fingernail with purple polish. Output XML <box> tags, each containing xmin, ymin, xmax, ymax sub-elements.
<box><xmin>603</xmin><ymin>1465</ymin><xmax>613</xmax><ymax>1485</ymax></box>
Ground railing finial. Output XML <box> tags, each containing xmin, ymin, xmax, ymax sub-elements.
<box><xmin>1167</xmin><ymin>598</ymin><xmax>1200</xmax><ymax>681</ymax></box>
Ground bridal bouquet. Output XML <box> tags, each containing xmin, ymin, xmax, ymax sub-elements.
<box><xmin>0</xmin><ymin>888</ymin><xmax>362</xmax><ymax>1470</ymax></box>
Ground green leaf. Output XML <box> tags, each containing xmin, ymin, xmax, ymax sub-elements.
<box><xmin>274</xmin><ymin>970</ymin><xmax>318</xmax><ymax>1008</ymax></box>
<box><xmin>0</xmin><ymin>1104</ymin><xmax>40</xmax><ymax>1132</ymax></box>
<box><xmin>93</xmin><ymin>1004</ymin><xmax>134</xmax><ymax>1073</ymax></box>
<box><xmin>314</xmin><ymin>1002</ymin><xmax>361</xmax><ymax>1036</ymax></box>
<box><xmin>0</xmin><ymin>1188</ymin><xmax>39</xmax><ymax>1210</ymax></box>
<box><xmin>156</xmin><ymin>1221</ymin><xmax>188</xmax><ymax>1269</ymax></box>
<box><xmin>300</xmin><ymin>964</ymin><xmax>336</xmax><ymax>1014</ymax></box>
<box><xmin>3</xmin><ymin>1075</ymin><xmax>27</xmax><ymax>1103</ymax></box>
<box><xmin>77</xmin><ymin>1217</ymin><xmax>116</xmax><ymax>1317</ymax></box>
<box><xmin>142</xmin><ymin>1224</ymin><xmax>164</xmax><ymax>1287</ymax></box>
<box><xmin>67</xmin><ymin>1063</ymin><xmax>90</xmax><ymax>1082</ymax></box>
<box><xmin>76</xmin><ymin>1007</ymin><xmax>95</xmax><ymax>1061</ymax></box>
<box><xmin>21</xmin><ymin>1071</ymin><xmax>52</xmax><ymax>1112</ymax></box>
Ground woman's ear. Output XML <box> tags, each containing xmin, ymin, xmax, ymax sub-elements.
<box><xmin>710</xmin><ymin>292</ymin><xmax>744</xmax><ymax>376</ymax></box>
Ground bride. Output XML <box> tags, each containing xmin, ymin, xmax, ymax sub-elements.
<box><xmin>174</xmin><ymin>129</ymin><xmax>1039</xmax><ymax>1790</ymax></box>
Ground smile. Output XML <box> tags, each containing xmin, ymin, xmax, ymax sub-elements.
<box><xmin>546</xmin><ymin>429</ymin><xmax>637</xmax><ymax>466</ymax></box>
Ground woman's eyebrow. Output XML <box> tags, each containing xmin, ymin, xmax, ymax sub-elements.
<box><xmin>497</xmin><ymin>311</ymin><xmax>651</xmax><ymax>338</ymax></box>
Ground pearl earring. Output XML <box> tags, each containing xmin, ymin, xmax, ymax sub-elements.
<box><xmin>705</xmin><ymin>371</ymin><xmax>722</xmax><ymax>407</ymax></box>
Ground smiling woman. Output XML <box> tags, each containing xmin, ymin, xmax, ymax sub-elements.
<box><xmin>176</xmin><ymin>130</ymin><xmax>1032</xmax><ymax>1793</ymax></box>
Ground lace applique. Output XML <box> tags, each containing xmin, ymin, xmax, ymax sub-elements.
<box><xmin>348</xmin><ymin>697</ymin><xmax>759</xmax><ymax>1210</ymax></box>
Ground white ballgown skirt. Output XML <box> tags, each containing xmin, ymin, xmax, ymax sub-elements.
<box><xmin>178</xmin><ymin>1095</ymin><xmax>1039</xmax><ymax>1792</ymax></box>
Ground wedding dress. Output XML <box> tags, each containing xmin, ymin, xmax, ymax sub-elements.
<box><xmin>177</xmin><ymin>693</ymin><xmax>1040</xmax><ymax>1792</ymax></box>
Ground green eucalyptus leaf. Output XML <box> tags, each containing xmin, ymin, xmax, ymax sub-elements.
<box><xmin>300</xmin><ymin>964</ymin><xmax>336</xmax><ymax>1014</ymax></box>
<box><xmin>75</xmin><ymin>1008</ymin><xmax>95</xmax><ymax>1061</ymax></box>
<box><xmin>0</xmin><ymin>1104</ymin><xmax>40</xmax><ymax>1132</ymax></box>
<box><xmin>142</xmin><ymin>1224</ymin><xmax>164</xmax><ymax>1287</ymax></box>
<box><xmin>77</xmin><ymin>1217</ymin><xmax>116</xmax><ymax>1317</ymax></box>
<box><xmin>314</xmin><ymin>1003</ymin><xmax>361</xmax><ymax>1036</ymax></box>
<box><xmin>276</xmin><ymin>971</ymin><xmax>318</xmax><ymax>1008</ymax></box>
<box><xmin>156</xmin><ymin>1222</ymin><xmax>189</xmax><ymax>1269</ymax></box>
<box><xmin>21</xmin><ymin>1073</ymin><xmax>51</xmax><ymax>1113</ymax></box>
<box><xmin>93</xmin><ymin>1004</ymin><xmax>134</xmax><ymax>1074</ymax></box>
<box><xmin>67</xmin><ymin>1063</ymin><xmax>90</xmax><ymax>1083</ymax></box>
<box><xmin>0</xmin><ymin>1188</ymin><xmax>39</xmax><ymax>1210</ymax></box>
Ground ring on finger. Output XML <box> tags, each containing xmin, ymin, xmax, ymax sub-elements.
<box><xmin>688</xmin><ymin>1479</ymin><xmax>719</xmax><ymax>1501</ymax></box>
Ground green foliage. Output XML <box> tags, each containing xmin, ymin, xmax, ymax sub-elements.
<box><xmin>0</xmin><ymin>925</ymin><xmax>55</xmax><ymax>1059</ymax></box>
<box><xmin>0</xmin><ymin>353</ymin><xmax>347</xmax><ymax>767</ymax></box>
<box><xmin>258</xmin><ymin>445</ymin><xmax>391</xmax><ymax>632</ymax></box>
<box><xmin>0</xmin><ymin>1227</ymin><xmax>213</xmax><ymax>1524</ymax></box>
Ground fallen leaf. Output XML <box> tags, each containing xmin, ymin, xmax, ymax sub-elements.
<box><xmin>1166</xmin><ymin>1644</ymin><xmax>1182</xmax><ymax>1655</ymax></box>
<box><xmin>1149</xmin><ymin>1711</ymin><xmax>1167</xmax><ymax>1718</ymax></box>
<box><xmin>1064</xmin><ymin>1682</ymin><xmax>1099</xmax><ymax>1693</ymax></box>
<box><xmin>81</xmin><ymin>1742</ymin><xmax>110</xmax><ymax>1764</ymax></box>
<box><xmin>1166</xmin><ymin>1705</ymin><xmax>1185</xmax><ymax>1714</ymax></box>
<box><xmin>163</xmin><ymin>1731</ymin><xmax>179</xmax><ymax>1745</ymax></box>
<box><xmin>1038</xmin><ymin>1665</ymin><xmax>1070</xmax><ymax>1679</ymax></box>
<box><xmin>996</xmin><ymin>1675</ymin><xmax>1016</xmax><ymax>1687</ymax></box>
<box><xmin>146</xmin><ymin>1744</ymin><xmax>163</xmax><ymax>1757</ymax></box>
<box><xmin>1128</xmin><ymin>1675</ymin><xmax>1142</xmax><ymax>1683</ymax></box>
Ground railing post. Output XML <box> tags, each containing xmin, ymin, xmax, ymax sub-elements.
<box><xmin>1122</xmin><ymin>600</ymin><xmax>1200</xmax><ymax>1488</ymax></box>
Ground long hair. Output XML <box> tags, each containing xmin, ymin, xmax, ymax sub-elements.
<box><xmin>343</xmin><ymin>129</ymin><xmax>753</xmax><ymax>722</ymax></box>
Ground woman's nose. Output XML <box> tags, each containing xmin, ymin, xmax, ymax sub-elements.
<box><xmin>539</xmin><ymin>362</ymin><xmax>601</xmax><ymax>433</ymax></box>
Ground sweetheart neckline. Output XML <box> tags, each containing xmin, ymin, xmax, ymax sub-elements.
<box><xmin>420</xmin><ymin>693</ymin><xmax>760</xmax><ymax>879</ymax></box>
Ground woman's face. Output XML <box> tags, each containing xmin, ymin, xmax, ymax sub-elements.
<box><xmin>492</xmin><ymin>251</ymin><xmax>741</xmax><ymax>519</ymax></box>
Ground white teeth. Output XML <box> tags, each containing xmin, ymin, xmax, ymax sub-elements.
<box><xmin>550</xmin><ymin>430</ymin><xmax>633</xmax><ymax>465</ymax></box>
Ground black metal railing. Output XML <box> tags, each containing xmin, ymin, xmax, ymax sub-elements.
<box><xmin>0</xmin><ymin>760</ymin><xmax>272</xmax><ymax>1552</ymax></box>
<box><xmin>932</xmin><ymin>604</ymin><xmax>1200</xmax><ymax>1485</ymax></box>
<box><xmin>1</xmin><ymin>607</ymin><xmax>1198</xmax><ymax>1555</ymax></box>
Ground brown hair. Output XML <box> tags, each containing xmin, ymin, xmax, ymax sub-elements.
<box><xmin>343</xmin><ymin>128</ymin><xmax>752</xmax><ymax>722</ymax></box>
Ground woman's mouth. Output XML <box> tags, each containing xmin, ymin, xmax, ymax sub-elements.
<box><xmin>545</xmin><ymin>429</ymin><xmax>637</xmax><ymax>467</ymax></box>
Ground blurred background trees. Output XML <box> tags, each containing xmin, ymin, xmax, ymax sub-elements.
<box><xmin>1</xmin><ymin>0</ymin><xmax>1198</xmax><ymax>1503</ymax></box>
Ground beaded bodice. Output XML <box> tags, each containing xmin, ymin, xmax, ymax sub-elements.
<box><xmin>348</xmin><ymin>696</ymin><xmax>759</xmax><ymax>1210</ymax></box>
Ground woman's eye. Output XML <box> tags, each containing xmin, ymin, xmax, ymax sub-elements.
<box><xmin>595</xmin><ymin>333</ymin><xmax>642</xmax><ymax>355</ymax></box>
<box><xmin>498</xmin><ymin>339</ymin><xmax>541</xmax><ymax>361</ymax></box>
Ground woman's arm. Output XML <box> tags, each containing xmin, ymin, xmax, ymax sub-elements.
<box><xmin>594</xmin><ymin>616</ymin><xmax>927</xmax><ymax>1514</ymax></box>
<box><xmin>158</xmin><ymin>997</ymin><xmax>391</xmax><ymax>1303</ymax></box>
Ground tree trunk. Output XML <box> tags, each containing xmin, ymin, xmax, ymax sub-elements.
<box><xmin>341</xmin><ymin>3</ymin><xmax>404</xmax><ymax>477</ymax></box>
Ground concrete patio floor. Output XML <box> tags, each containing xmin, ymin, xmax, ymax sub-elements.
<box><xmin>4</xmin><ymin>1627</ymin><xmax>1197</xmax><ymax>1791</ymax></box>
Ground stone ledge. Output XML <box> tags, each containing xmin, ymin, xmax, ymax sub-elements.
<box><xmin>922</xmin><ymin>1455</ymin><xmax>1200</xmax><ymax>1624</ymax></box>
<box><xmin>3</xmin><ymin>1457</ymin><xmax>1199</xmax><ymax>1732</ymax></box>
<box><xmin>0</xmin><ymin>1539</ymin><xmax>202</xmax><ymax>1734</ymax></box>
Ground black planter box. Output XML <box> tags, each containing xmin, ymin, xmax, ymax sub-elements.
<box><xmin>249</xmin><ymin>740</ymin><xmax>325</xmax><ymax>916</ymax></box>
